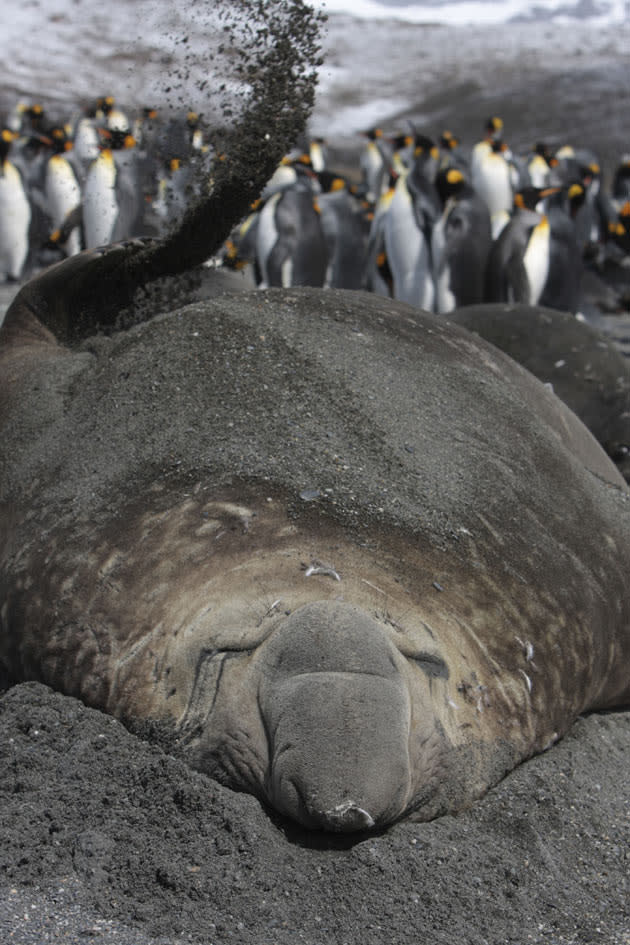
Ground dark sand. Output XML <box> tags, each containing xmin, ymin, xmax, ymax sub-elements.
<box><xmin>2</xmin><ymin>14</ymin><xmax>630</xmax><ymax>945</ymax></box>
<box><xmin>1</xmin><ymin>683</ymin><xmax>629</xmax><ymax>945</ymax></box>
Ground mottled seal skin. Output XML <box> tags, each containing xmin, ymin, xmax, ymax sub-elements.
<box><xmin>1</xmin><ymin>259</ymin><xmax>629</xmax><ymax>832</ymax></box>
<box><xmin>448</xmin><ymin>303</ymin><xmax>630</xmax><ymax>482</ymax></box>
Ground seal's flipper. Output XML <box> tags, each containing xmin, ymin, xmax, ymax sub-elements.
<box><xmin>0</xmin><ymin>238</ymin><xmax>157</xmax><ymax>345</ymax></box>
<box><xmin>0</xmin><ymin>0</ymin><xmax>325</xmax><ymax>347</ymax></box>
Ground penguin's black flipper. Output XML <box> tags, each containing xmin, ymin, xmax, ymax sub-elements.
<box><xmin>47</xmin><ymin>204</ymin><xmax>84</xmax><ymax>250</ymax></box>
<box><xmin>485</xmin><ymin>216</ymin><xmax>531</xmax><ymax>304</ymax></box>
<box><xmin>503</xmin><ymin>253</ymin><xmax>531</xmax><ymax>304</ymax></box>
<box><xmin>485</xmin><ymin>234</ymin><xmax>511</xmax><ymax>302</ymax></box>
<box><xmin>444</xmin><ymin>197</ymin><xmax>493</xmax><ymax>308</ymax></box>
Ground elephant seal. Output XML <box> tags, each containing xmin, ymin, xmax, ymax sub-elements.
<box><xmin>1</xmin><ymin>248</ymin><xmax>629</xmax><ymax>831</ymax></box>
<box><xmin>448</xmin><ymin>302</ymin><xmax>630</xmax><ymax>482</ymax></box>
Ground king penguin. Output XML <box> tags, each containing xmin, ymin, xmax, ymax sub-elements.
<box><xmin>525</xmin><ymin>142</ymin><xmax>555</xmax><ymax>188</ymax></box>
<box><xmin>360</xmin><ymin>127</ymin><xmax>391</xmax><ymax>203</ymax></box>
<box><xmin>44</xmin><ymin>126</ymin><xmax>82</xmax><ymax>257</ymax></box>
<box><xmin>607</xmin><ymin>201</ymin><xmax>630</xmax><ymax>256</ymax></box>
<box><xmin>152</xmin><ymin>157</ymin><xmax>195</xmax><ymax>232</ymax></box>
<box><xmin>315</xmin><ymin>170</ymin><xmax>368</xmax><ymax>289</ymax></box>
<box><xmin>485</xmin><ymin>186</ymin><xmax>558</xmax><ymax>305</ymax></box>
<box><xmin>470</xmin><ymin>116</ymin><xmax>503</xmax><ymax>178</ymax></box>
<box><xmin>539</xmin><ymin>183</ymin><xmax>585</xmax><ymax>313</ymax></box>
<box><xmin>256</xmin><ymin>158</ymin><xmax>327</xmax><ymax>288</ymax></box>
<box><xmin>83</xmin><ymin>129</ymin><xmax>142</xmax><ymax>248</ymax></box>
<box><xmin>472</xmin><ymin>137</ymin><xmax>514</xmax><ymax>236</ymax></box>
<box><xmin>309</xmin><ymin>137</ymin><xmax>328</xmax><ymax>174</ymax></box>
<box><xmin>96</xmin><ymin>95</ymin><xmax>131</xmax><ymax>134</ymax></box>
<box><xmin>382</xmin><ymin>138</ymin><xmax>441</xmax><ymax>310</ymax></box>
<box><xmin>70</xmin><ymin>107</ymin><xmax>101</xmax><ymax>184</ymax></box>
<box><xmin>365</xmin><ymin>172</ymin><xmax>397</xmax><ymax>297</ymax></box>
<box><xmin>0</xmin><ymin>128</ymin><xmax>32</xmax><ymax>281</ymax></box>
<box><xmin>432</xmin><ymin>167</ymin><xmax>492</xmax><ymax>313</ymax></box>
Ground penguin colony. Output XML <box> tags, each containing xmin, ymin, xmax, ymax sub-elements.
<box><xmin>2</xmin><ymin>100</ymin><xmax>630</xmax><ymax>317</ymax></box>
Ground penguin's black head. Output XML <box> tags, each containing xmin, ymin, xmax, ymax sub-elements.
<box><xmin>316</xmin><ymin>170</ymin><xmax>346</xmax><ymax>194</ymax></box>
<box><xmin>440</xmin><ymin>130</ymin><xmax>459</xmax><ymax>151</ymax></box>
<box><xmin>0</xmin><ymin>127</ymin><xmax>18</xmax><ymax>162</ymax></box>
<box><xmin>435</xmin><ymin>166</ymin><xmax>467</xmax><ymax>205</ymax></box>
<box><xmin>534</xmin><ymin>141</ymin><xmax>553</xmax><ymax>162</ymax></box>
<box><xmin>48</xmin><ymin>125</ymin><xmax>72</xmax><ymax>155</ymax></box>
<box><xmin>103</xmin><ymin>128</ymin><xmax>136</xmax><ymax>151</ymax></box>
<box><xmin>413</xmin><ymin>134</ymin><xmax>439</xmax><ymax>162</ymax></box>
<box><xmin>567</xmin><ymin>183</ymin><xmax>585</xmax><ymax>216</ymax></box>
<box><xmin>485</xmin><ymin>116</ymin><xmax>503</xmax><ymax>140</ymax></box>
<box><xmin>22</xmin><ymin>103</ymin><xmax>45</xmax><ymax>130</ymax></box>
<box><xmin>579</xmin><ymin>161</ymin><xmax>600</xmax><ymax>186</ymax></box>
<box><xmin>391</xmin><ymin>133</ymin><xmax>413</xmax><ymax>151</ymax></box>
<box><xmin>97</xmin><ymin>95</ymin><xmax>115</xmax><ymax>116</ymax></box>
<box><xmin>514</xmin><ymin>185</ymin><xmax>559</xmax><ymax>212</ymax></box>
<box><xmin>608</xmin><ymin>203</ymin><xmax>630</xmax><ymax>253</ymax></box>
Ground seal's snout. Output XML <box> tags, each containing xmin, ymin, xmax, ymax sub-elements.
<box><xmin>273</xmin><ymin>767</ymin><xmax>378</xmax><ymax>833</ymax></box>
<box><xmin>306</xmin><ymin>798</ymin><xmax>378</xmax><ymax>833</ymax></box>
<box><xmin>257</xmin><ymin>601</ymin><xmax>413</xmax><ymax>832</ymax></box>
<box><xmin>323</xmin><ymin>801</ymin><xmax>375</xmax><ymax>832</ymax></box>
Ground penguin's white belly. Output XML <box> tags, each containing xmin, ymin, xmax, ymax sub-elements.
<box><xmin>528</xmin><ymin>155</ymin><xmax>550</xmax><ymax>188</ymax></box>
<box><xmin>523</xmin><ymin>218</ymin><xmax>551</xmax><ymax>305</ymax></box>
<box><xmin>473</xmin><ymin>155</ymin><xmax>512</xmax><ymax>218</ymax></box>
<box><xmin>83</xmin><ymin>158</ymin><xmax>118</xmax><ymax>248</ymax></box>
<box><xmin>256</xmin><ymin>192</ymin><xmax>281</xmax><ymax>288</ymax></box>
<box><xmin>154</xmin><ymin>170</ymin><xmax>189</xmax><ymax>229</ymax></box>
<box><xmin>73</xmin><ymin>120</ymin><xmax>100</xmax><ymax>168</ymax></box>
<box><xmin>470</xmin><ymin>140</ymin><xmax>491</xmax><ymax>182</ymax></box>
<box><xmin>0</xmin><ymin>162</ymin><xmax>31</xmax><ymax>278</ymax></box>
<box><xmin>385</xmin><ymin>186</ymin><xmax>434</xmax><ymax>310</ymax></box>
<box><xmin>46</xmin><ymin>159</ymin><xmax>81</xmax><ymax>222</ymax></box>
<box><xmin>491</xmin><ymin>210</ymin><xmax>510</xmax><ymax>240</ymax></box>
<box><xmin>46</xmin><ymin>156</ymin><xmax>81</xmax><ymax>255</ymax></box>
<box><xmin>361</xmin><ymin>143</ymin><xmax>384</xmax><ymax>202</ymax></box>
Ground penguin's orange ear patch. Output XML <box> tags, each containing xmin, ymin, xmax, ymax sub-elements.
<box><xmin>609</xmin><ymin>222</ymin><xmax>625</xmax><ymax>235</ymax></box>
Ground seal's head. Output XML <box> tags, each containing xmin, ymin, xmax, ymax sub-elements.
<box><xmin>190</xmin><ymin>599</ymin><xmax>447</xmax><ymax>833</ymax></box>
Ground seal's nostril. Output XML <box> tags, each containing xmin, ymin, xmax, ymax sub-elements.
<box><xmin>322</xmin><ymin>801</ymin><xmax>375</xmax><ymax>832</ymax></box>
<box><xmin>285</xmin><ymin>777</ymin><xmax>376</xmax><ymax>832</ymax></box>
